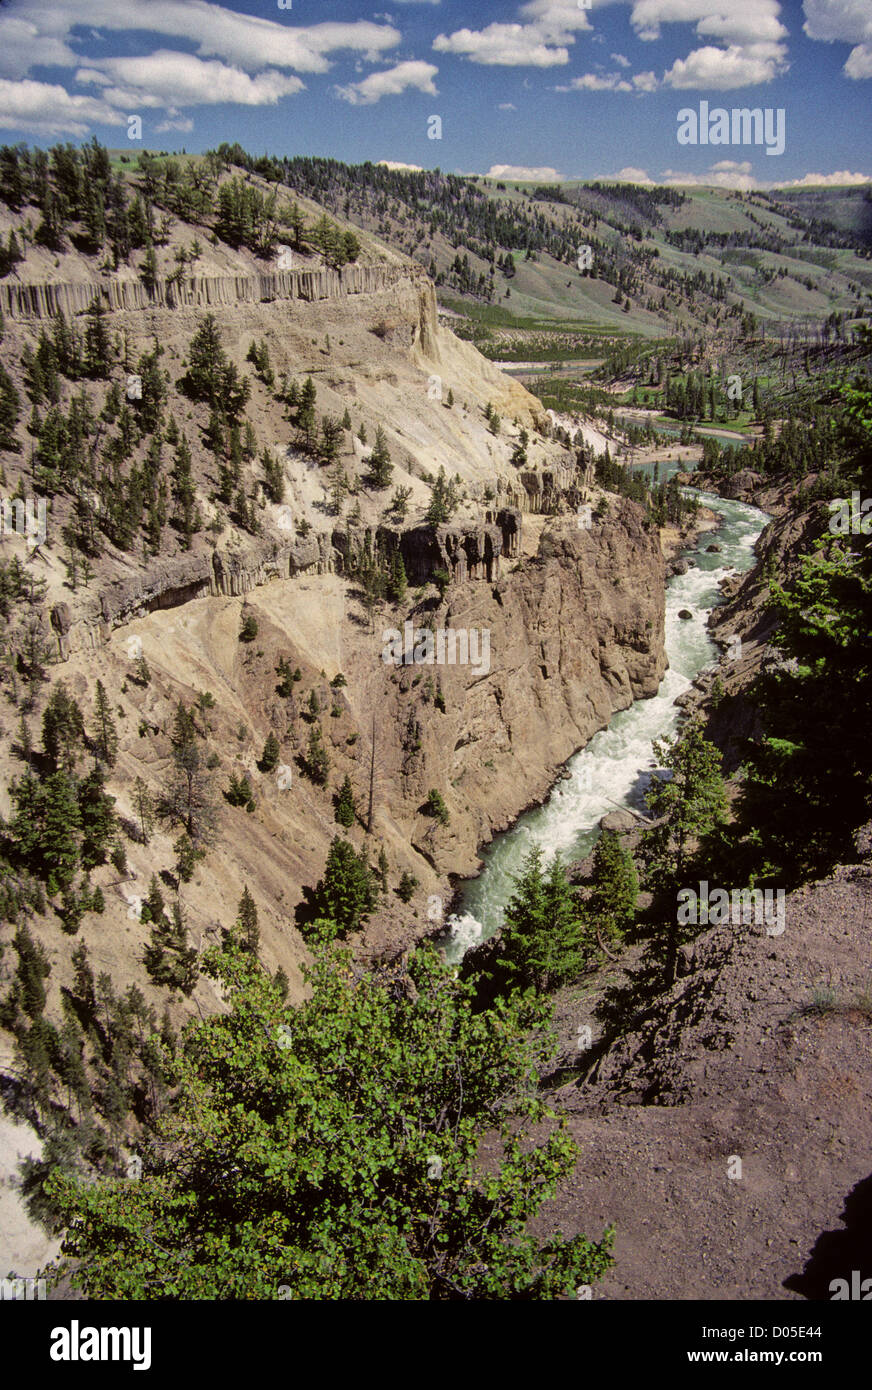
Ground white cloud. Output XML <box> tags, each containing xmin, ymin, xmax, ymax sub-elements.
<box><xmin>804</xmin><ymin>0</ymin><xmax>872</xmax><ymax>77</ymax></box>
<box><xmin>776</xmin><ymin>169</ymin><xmax>871</xmax><ymax>186</ymax></box>
<box><xmin>78</xmin><ymin>52</ymin><xmax>305</xmax><ymax>108</ymax></box>
<box><xmin>499</xmin><ymin>101</ymin><xmax>518</xmax><ymax>109</ymax></box>
<box><xmin>663</xmin><ymin>43</ymin><xmax>787</xmax><ymax>88</ymax></box>
<box><xmin>605</xmin><ymin>167</ymin><xmax>656</xmax><ymax>183</ymax></box>
<box><xmin>484</xmin><ymin>164</ymin><xmax>564</xmax><ymax>181</ymax></box>
<box><xmin>565</xmin><ymin>72</ymin><xmax>633</xmax><ymax>90</ymax></box>
<box><xmin>600</xmin><ymin>160</ymin><xmax>869</xmax><ymax>191</ymax></box>
<box><xmin>558</xmin><ymin>68</ymin><xmax>657</xmax><ymax>92</ymax></box>
<box><xmin>434</xmin><ymin>24</ymin><xmax>571</xmax><ymax>67</ymax></box>
<box><xmin>156</xmin><ymin>116</ymin><xmax>194</xmax><ymax>133</ymax></box>
<box><xmin>0</xmin><ymin>77</ymin><xmax>126</xmax><ymax>135</ymax></box>
<box><xmin>611</xmin><ymin>52</ymin><xmax>631</xmax><ymax>67</ymax></box>
<box><xmin>335</xmin><ymin>59</ymin><xmax>438</xmax><ymax>104</ymax></box>
<box><xmin>433</xmin><ymin>0</ymin><xmax>591</xmax><ymax>68</ymax></box>
<box><xmin>627</xmin><ymin>2</ymin><xmax>788</xmax><ymax>88</ymax></box>
<box><xmin>629</xmin><ymin>1</ymin><xmax>787</xmax><ymax>46</ymax></box>
<box><xmin>662</xmin><ymin>163</ymin><xmax>760</xmax><ymax>189</ymax></box>
<box><xmin>0</xmin><ymin>1</ymin><xmax>401</xmax><ymax>80</ymax></box>
<box><xmin>378</xmin><ymin>160</ymin><xmax>425</xmax><ymax>170</ymax></box>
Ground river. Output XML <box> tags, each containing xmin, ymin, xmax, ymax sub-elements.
<box><xmin>439</xmin><ymin>479</ymin><xmax>770</xmax><ymax>963</ymax></box>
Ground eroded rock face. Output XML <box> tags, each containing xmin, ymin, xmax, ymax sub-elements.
<box><xmin>383</xmin><ymin>498</ymin><xmax>667</xmax><ymax>877</ymax></box>
<box><xmin>61</xmin><ymin>533</ymin><xmax>332</xmax><ymax>651</ymax></box>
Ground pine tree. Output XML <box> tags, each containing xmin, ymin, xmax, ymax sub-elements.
<box><xmin>311</xmin><ymin>837</ymin><xmax>377</xmax><ymax>936</ymax></box>
<box><xmin>497</xmin><ymin>847</ymin><xmax>586</xmax><ymax>993</ymax></box>
<box><xmin>91</xmin><ymin>679</ymin><xmax>119</xmax><ymax>768</ymax></box>
<box><xmin>83</xmin><ymin>299</ymin><xmax>112</xmax><ymax>378</ymax></box>
<box><xmin>425</xmin><ymin>466</ymin><xmax>459</xmax><ymax>525</ymax></box>
<box><xmin>304</xmin><ymin>725</ymin><xmax>330</xmax><ymax>786</ymax></box>
<box><xmin>236</xmin><ymin>886</ymin><xmax>259</xmax><ymax>953</ymax></box>
<box><xmin>78</xmin><ymin>766</ymin><xmax>116</xmax><ymax>870</ymax></box>
<box><xmin>171</xmin><ymin>434</ymin><xmax>200</xmax><ymax>548</ymax></box>
<box><xmin>42</xmin><ymin>682</ymin><xmax>85</xmax><ymax>772</ymax></box>
<box><xmin>641</xmin><ymin>716</ymin><xmax>728</xmax><ymax>981</ymax></box>
<box><xmin>164</xmin><ymin>702</ymin><xmax>214</xmax><ymax>845</ymax></box>
<box><xmin>365</xmin><ymin>426</ymin><xmax>393</xmax><ymax>489</ymax></box>
<box><xmin>0</xmin><ymin>362</ymin><xmax>21</xmax><ymax>450</ymax></box>
<box><xmin>586</xmin><ymin>830</ymin><xmax>638</xmax><ymax>953</ymax></box>
<box><xmin>335</xmin><ymin>774</ymin><xmax>356</xmax><ymax>828</ymax></box>
<box><xmin>260</xmin><ymin>732</ymin><xmax>280</xmax><ymax>773</ymax></box>
<box><xmin>376</xmin><ymin>846</ymin><xmax>389</xmax><ymax>891</ymax></box>
<box><xmin>388</xmin><ymin>550</ymin><xmax>408</xmax><ymax>605</ymax></box>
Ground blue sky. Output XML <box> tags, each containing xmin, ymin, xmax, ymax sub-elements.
<box><xmin>0</xmin><ymin>0</ymin><xmax>868</xmax><ymax>188</ymax></box>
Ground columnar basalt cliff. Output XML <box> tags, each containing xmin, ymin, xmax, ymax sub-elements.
<box><xmin>0</xmin><ymin>262</ymin><xmax>425</xmax><ymax>322</ymax></box>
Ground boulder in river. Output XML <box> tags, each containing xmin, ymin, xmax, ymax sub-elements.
<box><xmin>706</xmin><ymin>543</ymin><xmax>722</xmax><ymax>553</ymax></box>
<box><xmin>671</xmin><ymin>559</ymin><xmax>689</xmax><ymax>576</ymax></box>
<box><xmin>678</xmin><ymin>608</ymin><xmax>693</xmax><ymax>620</ymax></box>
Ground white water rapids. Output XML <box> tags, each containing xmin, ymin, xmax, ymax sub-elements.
<box><xmin>438</xmin><ymin>480</ymin><xmax>770</xmax><ymax>963</ymax></box>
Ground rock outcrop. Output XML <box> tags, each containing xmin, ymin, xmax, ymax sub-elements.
<box><xmin>0</xmin><ymin>262</ymin><xmax>425</xmax><ymax>322</ymax></box>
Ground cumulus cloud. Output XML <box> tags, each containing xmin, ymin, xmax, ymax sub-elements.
<box><xmin>156</xmin><ymin>116</ymin><xmax>195</xmax><ymax>134</ymax></box>
<box><xmin>0</xmin><ymin>77</ymin><xmax>125</xmax><ymax>135</ymax></box>
<box><xmin>499</xmin><ymin>101</ymin><xmax>518</xmax><ymax>109</ymax></box>
<box><xmin>598</xmin><ymin>160</ymin><xmax>869</xmax><ymax>191</ymax></box>
<box><xmin>628</xmin><ymin>1</ymin><xmax>789</xmax><ymax>88</ymax></box>
<box><xmin>335</xmin><ymin>60</ymin><xmax>438</xmax><ymax>104</ymax></box>
<box><xmin>776</xmin><ymin>169</ymin><xmax>871</xmax><ymax>186</ymax></box>
<box><xmin>611</xmin><ymin>52</ymin><xmax>631</xmax><ymax>67</ymax></box>
<box><xmin>0</xmin><ymin>0</ymin><xmax>401</xmax><ymax>80</ymax></box>
<box><xmin>433</xmin><ymin>0</ymin><xmax>591</xmax><ymax>68</ymax></box>
<box><xmin>484</xmin><ymin>164</ymin><xmax>564</xmax><ymax>181</ymax></box>
<box><xmin>77</xmin><ymin>52</ymin><xmax>305</xmax><ymax>109</ymax></box>
<box><xmin>602</xmin><ymin>167</ymin><xmax>656</xmax><ymax>183</ymax></box>
<box><xmin>378</xmin><ymin>160</ymin><xmax>425</xmax><ymax>171</ymax></box>
<box><xmin>558</xmin><ymin>68</ymin><xmax>657</xmax><ymax>92</ymax></box>
<box><xmin>565</xmin><ymin>72</ymin><xmax>633</xmax><ymax>91</ymax></box>
<box><xmin>664</xmin><ymin>43</ymin><xmax>787</xmax><ymax>88</ymax></box>
<box><xmin>662</xmin><ymin>162</ymin><xmax>760</xmax><ymax>189</ymax></box>
<box><xmin>803</xmin><ymin>0</ymin><xmax>872</xmax><ymax>77</ymax></box>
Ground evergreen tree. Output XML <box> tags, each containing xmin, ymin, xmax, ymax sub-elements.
<box><xmin>335</xmin><ymin>774</ymin><xmax>356</xmax><ymax>828</ymax></box>
<box><xmin>641</xmin><ymin>717</ymin><xmax>728</xmax><ymax>981</ymax></box>
<box><xmin>171</xmin><ymin>434</ymin><xmax>201</xmax><ymax>548</ymax></box>
<box><xmin>586</xmin><ymin>830</ymin><xmax>638</xmax><ymax>953</ymax></box>
<box><xmin>496</xmin><ymin>847</ymin><xmax>586</xmax><ymax>993</ymax></box>
<box><xmin>0</xmin><ymin>362</ymin><xmax>20</xmax><ymax>449</ymax></box>
<box><xmin>90</xmin><ymin>680</ymin><xmax>118</xmax><ymax>768</ymax></box>
<box><xmin>259</xmin><ymin>732</ymin><xmax>280</xmax><ymax>773</ymax></box>
<box><xmin>164</xmin><ymin>702</ymin><xmax>215</xmax><ymax>845</ymax></box>
<box><xmin>388</xmin><ymin>550</ymin><xmax>408</xmax><ymax>605</ymax></box>
<box><xmin>78</xmin><ymin>767</ymin><xmax>116</xmax><ymax>870</ymax></box>
<box><xmin>304</xmin><ymin>724</ymin><xmax>330</xmax><ymax>785</ymax></box>
<box><xmin>42</xmin><ymin>682</ymin><xmax>85</xmax><ymax>772</ymax></box>
<box><xmin>365</xmin><ymin>426</ymin><xmax>393</xmax><ymax>489</ymax></box>
<box><xmin>312</xmin><ymin>837</ymin><xmax>376</xmax><ymax>936</ymax></box>
<box><xmin>425</xmin><ymin>466</ymin><xmax>459</xmax><ymax>525</ymax></box>
<box><xmin>132</xmin><ymin>777</ymin><xmax>155</xmax><ymax>844</ymax></box>
<box><xmin>236</xmin><ymin>886</ymin><xmax>259</xmax><ymax>954</ymax></box>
